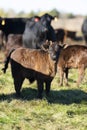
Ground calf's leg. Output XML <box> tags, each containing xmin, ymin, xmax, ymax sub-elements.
<box><xmin>59</xmin><ymin>67</ymin><xmax>64</xmax><ymax>86</ymax></box>
<box><xmin>77</xmin><ymin>66</ymin><xmax>85</xmax><ymax>87</ymax></box>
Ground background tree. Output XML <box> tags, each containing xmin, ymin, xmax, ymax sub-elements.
<box><xmin>49</xmin><ymin>8</ymin><xmax>60</xmax><ymax>17</ymax></box>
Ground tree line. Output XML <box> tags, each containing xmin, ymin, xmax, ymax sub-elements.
<box><xmin>0</xmin><ymin>8</ymin><xmax>85</xmax><ymax>18</ymax></box>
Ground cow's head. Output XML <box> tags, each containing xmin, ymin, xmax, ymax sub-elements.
<box><xmin>40</xmin><ymin>13</ymin><xmax>54</xmax><ymax>26</ymax></box>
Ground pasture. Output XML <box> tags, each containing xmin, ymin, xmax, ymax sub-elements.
<box><xmin>0</xmin><ymin>40</ymin><xmax>87</xmax><ymax>130</ymax></box>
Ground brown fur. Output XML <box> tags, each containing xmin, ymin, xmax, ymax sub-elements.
<box><xmin>11</xmin><ymin>48</ymin><xmax>56</xmax><ymax>77</ymax></box>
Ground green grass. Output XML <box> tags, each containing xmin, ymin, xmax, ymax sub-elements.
<box><xmin>0</xmin><ymin>63</ymin><xmax>87</xmax><ymax>130</ymax></box>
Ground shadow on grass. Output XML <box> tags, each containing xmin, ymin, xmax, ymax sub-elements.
<box><xmin>48</xmin><ymin>89</ymin><xmax>87</xmax><ymax>104</ymax></box>
<box><xmin>0</xmin><ymin>87</ymin><xmax>87</xmax><ymax>105</ymax></box>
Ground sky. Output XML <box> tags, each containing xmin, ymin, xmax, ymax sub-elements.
<box><xmin>0</xmin><ymin>0</ymin><xmax>87</xmax><ymax>15</ymax></box>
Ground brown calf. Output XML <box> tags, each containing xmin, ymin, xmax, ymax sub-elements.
<box><xmin>3</xmin><ymin>41</ymin><xmax>61</xmax><ymax>98</ymax></box>
<box><xmin>57</xmin><ymin>45</ymin><xmax>87</xmax><ymax>87</ymax></box>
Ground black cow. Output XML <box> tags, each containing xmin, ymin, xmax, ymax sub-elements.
<box><xmin>23</xmin><ymin>19</ymin><xmax>48</xmax><ymax>49</ymax></box>
<box><xmin>23</xmin><ymin>13</ymin><xmax>57</xmax><ymax>49</ymax></box>
<box><xmin>82</xmin><ymin>18</ymin><xmax>87</xmax><ymax>43</ymax></box>
<box><xmin>0</xmin><ymin>18</ymin><xmax>26</xmax><ymax>37</ymax></box>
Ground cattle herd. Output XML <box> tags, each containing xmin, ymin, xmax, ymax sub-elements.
<box><xmin>0</xmin><ymin>13</ymin><xmax>87</xmax><ymax>98</ymax></box>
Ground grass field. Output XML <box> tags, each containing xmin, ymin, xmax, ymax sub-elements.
<box><xmin>0</xmin><ymin>49</ymin><xmax>87</xmax><ymax>130</ymax></box>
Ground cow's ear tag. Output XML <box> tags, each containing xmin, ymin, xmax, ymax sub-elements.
<box><xmin>2</xmin><ymin>20</ymin><xmax>5</xmax><ymax>25</ymax></box>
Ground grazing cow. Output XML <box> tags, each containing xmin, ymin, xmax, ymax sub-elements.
<box><xmin>5</xmin><ymin>34</ymin><xmax>23</xmax><ymax>57</ymax></box>
<box><xmin>57</xmin><ymin>44</ymin><xmax>87</xmax><ymax>87</ymax></box>
<box><xmin>23</xmin><ymin>19</ymin><xmax>48</xmax><ymax>49</ymax></box>
<box><xmin>2</xmin><ymin>41</ymin><xmax>61</xmax><ymax>98</ymax></box>
<box><xmin>82</xmin><ymin>18</ymin><xmax>87</xmax><ymax>44</ymax></box>
<box><xmin>40</xmin><ymin>13</ymin><xmax>57</xmax><ymax>42</ymax></box>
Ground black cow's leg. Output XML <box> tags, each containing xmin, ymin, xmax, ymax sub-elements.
<box><xmin>14</xmin><ymin>77</ymin><xmax>24</xmax><ymax>96</ymax></box>
<box><xmin>37</xmin><ymin>80</ymin><xmax>44</xmax><ymax>99</ymax></box>
<box><xmin>45</xmin><ymin>81</ymin><xmax>51</xmax><ymax>96</ymax></box>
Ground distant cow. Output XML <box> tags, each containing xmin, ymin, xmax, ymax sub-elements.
<box><xmin>40</xmin><ymin>13</ymin><xmax>57</xmax><ymax>42</ymax></box>
<box><xmin>66</xmin><ymin>30</ymin><xmax>76</xmax><ymax>40</ymax></box>
<box><xmin>82</xmin><ymin>18</ymin><xmax>87</xmax><ymax>43</ymax></box>
<box><xmin>57</xmin><ymin>44</ymin><xmax>87</xmax><ymax>87</ymax></box>
<box><xmin>55</xmin><ymin>28</ymin><xmax>77</xmax><ymax>44</ymax></box>
<box><xmin>2</xmin><ymin>41</ymin><xmax>61</xmax><ymax>98</ymax></box>
<box><xmin>5</xmin><ymin>34</ymin><xmax>23</xmax><ymax>57</ymax></box>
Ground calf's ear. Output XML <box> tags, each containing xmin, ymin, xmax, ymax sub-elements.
<box><xmin>61</xmin><ymin>43</ymin><xmax>69</xmax><ymax>49</ymax></box>
<box><xmin>59</xmin><ymin>42</ymin><xmax>68</xmax><ymax>49</ymax></box>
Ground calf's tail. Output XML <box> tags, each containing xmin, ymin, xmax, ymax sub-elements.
<box><xmin>2</xmin><ymin>49</ymin><xmax>15</xmax><ymax>73</ymax></box>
